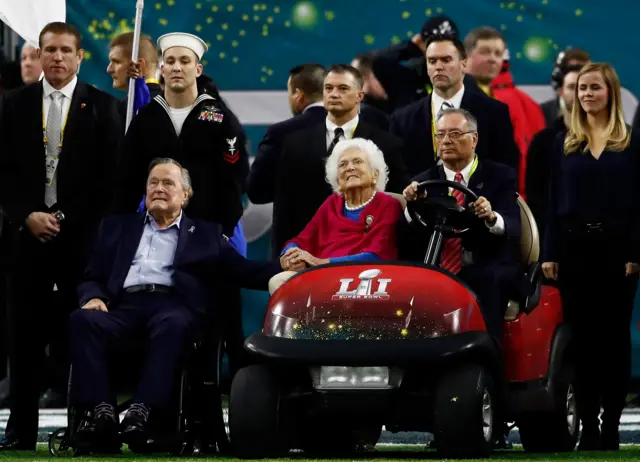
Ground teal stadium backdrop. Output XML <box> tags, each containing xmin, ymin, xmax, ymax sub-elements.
<box><xmin>65</xmin><ymin>0</ymin><xmax>640</xmax><ymax>377</ymax></box>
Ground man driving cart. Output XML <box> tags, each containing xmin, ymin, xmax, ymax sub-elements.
<box><xmin>400</xmin><ymin>107</ymin><xmax>521</xmax><ymax>340</ymax></box>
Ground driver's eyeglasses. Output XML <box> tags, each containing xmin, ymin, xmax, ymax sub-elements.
<box><xmin>435</xmin><ymin>130</ymin><xmax>474</xmax><ymax>141</ymax></box>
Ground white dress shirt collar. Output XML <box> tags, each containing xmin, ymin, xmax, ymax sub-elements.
<box><xmin>431</xmin><ymin>84</ymin><xmax>466</xmax><ymax>115</ymax></box>
<box><xmin>443</xmin><ymin>155</ymin><xmax>476</xmax><ymax>185</ymax></box>
<box><xmin>43</xmin><ymin>76</ymin><xmax>78</xmax><ymax>101</ymax></box>
<box><xmin>145</xmin><ymin>210</ymin><xmax>183</xmax><ymax>229</ymax></box>
<box><xmin>326</xmin><ymin>114</ymin><xmax>359</xmax><ymax>138</ymax></box>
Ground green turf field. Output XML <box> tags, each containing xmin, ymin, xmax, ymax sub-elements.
<box><xmin>0</xmin><ymin>445</ymin><xmax>640</xmax><ymax>461</ymax></box>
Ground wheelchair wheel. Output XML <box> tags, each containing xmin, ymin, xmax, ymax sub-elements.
<box><xmin>48</xmin><ymin>427</ymin><xmax>79</xmax><ymax>457</ymax></box>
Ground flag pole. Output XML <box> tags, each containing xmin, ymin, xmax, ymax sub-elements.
<box><xmin>125</xmin><ymin>0</ymin><xmax>145</xmax><ymax>133</ymax></box>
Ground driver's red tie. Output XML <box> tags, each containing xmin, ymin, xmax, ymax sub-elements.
<box><xmin>440</xmin><ymin>173</ymin><xmax>465</xmax><ymax>274</ymax></box>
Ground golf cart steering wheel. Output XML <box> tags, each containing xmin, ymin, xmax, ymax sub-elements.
<box><xmin>407</xmin><ymin>180</ymin><xmax>481</xmax><ymax>266</ymax></box>
<box><xmin>407</xmin><ymin>179</ymin><xmax>480</xmax><ymax>236</ymax></box>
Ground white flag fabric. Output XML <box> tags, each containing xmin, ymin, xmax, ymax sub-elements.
<box><xmin>0</xmin><ymin>0</ymin><xmax>66</xmax><ymax>47</ymax></box>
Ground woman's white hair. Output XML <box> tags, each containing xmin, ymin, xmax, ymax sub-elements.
<box><xmin>325</xmin><ymin>138</ymin><xmax>389</xmax><ymax>193</ymax></box>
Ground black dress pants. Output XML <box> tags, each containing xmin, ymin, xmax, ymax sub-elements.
<box><xmin>558</xmin><ymin>227</ymin><xmax>637</xmax><ymax>431</ymax></box>
<box><xmin>460</xmin><ymin>263</ymin><xmax>518</xmax><ymax>339</ymax></box>
<box><xmin>4</xmin><ymin>230</ymin><xmax>86</xmax><ymax>447</ymax></box>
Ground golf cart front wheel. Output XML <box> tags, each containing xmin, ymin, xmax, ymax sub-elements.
<box><xmin>229</xmin><ymin>364</ymin><xmax>289</xmax><ymax>458</ymax></box>
<box><xmin>433</xmin><ymin>364</ymin><xmax>497</xmax><ymax>458</ymax></box>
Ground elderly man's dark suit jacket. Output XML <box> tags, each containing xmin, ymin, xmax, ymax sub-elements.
<box><xmin>389</xmin><ymin>90</ymin><xmax>520</xmax><ymax>178</ymax></box>
<box><xmin>269</xmin><ymin>120</ymin><xmax>410</xmax><ymax>259</ymax></box>
<box><xmin>78</xmin><ymin>213</ymin><xmax>281</xmax><ymax>315</ymax></box>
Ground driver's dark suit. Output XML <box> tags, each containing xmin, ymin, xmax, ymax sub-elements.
<box><xmin>398</xmin><ymin>158</ymin><xmax>521</xmax><ymax>337</ymax></box>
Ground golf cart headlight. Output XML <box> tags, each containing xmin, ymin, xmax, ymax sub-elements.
<box><xmin>267</xmin><ymin>313</ymin><xmax>298</xmax><ymax>338</ymax></box>
<box><xmin>443</xmin><ymin>308</ymin><xmax>462</xmax><ymax>334</ymax></box>
<box><xmin>314</xmin><ymin>366</ymin><xmax>392</xmax><ymax>389</ymax></box>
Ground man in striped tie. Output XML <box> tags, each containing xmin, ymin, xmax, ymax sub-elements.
<box><xmin>401</xmin><ymin>107</ymin><xmax>521</xmax><ymax>339</ymax></box>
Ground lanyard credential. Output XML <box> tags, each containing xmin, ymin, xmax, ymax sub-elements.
<box><xmin>431</xmin><ymin>100</ymin><xmax>437</xmax><ymax>158</ymax></box>
<box><xmin>448</xmin><ymin>155</ymin><xmax>479</xmax><ymax>195</ymax></box>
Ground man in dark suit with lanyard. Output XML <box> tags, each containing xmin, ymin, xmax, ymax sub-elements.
<box><xmin>401</xmin><ymin>107</ymin><xmax>521</xmax><ymax>339</ymax></box>
<box><xmin>390</xmin><ymin>34</ymin><xmax>519</xmax><ymax>178</ymax></box>
<box><xmin>269</xmin><ymin>64</ymin><xmax>409</xmax><ymax>258</ymax></box>
<box><xmin>0</xmin><ymin>22</ymin><xmax>122</xmax><ymax>450</ymax></box>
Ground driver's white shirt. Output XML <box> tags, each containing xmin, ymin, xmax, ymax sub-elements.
<box><xmin>441</xmin><ymin>162</ymin><xmax>505</xmax><ymax>236</ymax></box>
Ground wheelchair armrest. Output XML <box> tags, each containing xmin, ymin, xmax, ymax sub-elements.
<box><xmin>522</xmin><ymin>262</ymin><xmax>542</xmax><ymax>315</ymax></box>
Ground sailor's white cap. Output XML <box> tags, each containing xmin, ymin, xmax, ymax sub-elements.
<box><xmin>157</xmin><ymin>32</ymin><xmax>208</xmax><ymax>60</ymax></box>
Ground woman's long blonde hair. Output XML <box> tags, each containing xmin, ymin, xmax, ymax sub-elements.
<box><xmin>564</xmin><ymin>62</ymin><xmax>630</xmax><ymax>154</ymax></box>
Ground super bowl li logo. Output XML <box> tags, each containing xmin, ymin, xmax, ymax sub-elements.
<box><xmin>332</xmin><ymin>269</ymin><xmax>391</xmax><ymax>300</ymax></box>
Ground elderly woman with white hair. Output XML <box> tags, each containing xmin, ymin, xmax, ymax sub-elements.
<box><xmin>279</xmin><ymin>138</ymin><xmax>403</xmax><ymax>273</ymax></box>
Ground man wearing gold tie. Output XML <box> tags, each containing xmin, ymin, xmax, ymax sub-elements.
<box><xmin>0</xmin><ymin>22</ymin><xmax>121</xmax><ymax>450</ymax></box>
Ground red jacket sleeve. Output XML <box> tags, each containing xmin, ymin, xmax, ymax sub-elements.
<box><xmin>282</xmin><ymin>196</ymin><xmax>333</xmax><ymax>255</ymax></box>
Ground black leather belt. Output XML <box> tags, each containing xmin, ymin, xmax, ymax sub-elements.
<box><xmin>124</xmin><ymin>284</ymin><xmax>173</xmax><ymax>294</ymax></box>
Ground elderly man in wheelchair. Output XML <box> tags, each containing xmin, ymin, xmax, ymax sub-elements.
<box><xmin>67</xmin><ymin>158</ymin><xmax>284</xmax><ymax>452</ymax></box>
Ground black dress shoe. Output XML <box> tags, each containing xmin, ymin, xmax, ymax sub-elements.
<box><xmin>492</xmin><ymin>435</ymin><xmax>513</xmax><ymax>450</ymax></box>
<box><xmin>77</xmin><ymin>403</ymin><xmax>119</xmax><ymax>446</ymax></box>
<box><xmin>120</xmin><ymin>403</ymin><xmax>150</xmax><ymax>444</ymax></box>
<box><xmin>600</xmin><ymin>427</ymin><xmax>620</xmax><ymax>451</ymax></box>
<box><xmin>191</xmin><ymin>439</ymin><xmax>217</xmax><ymax>456</ymax></box>
<box><xmin>0</xmin><ymin>437</ymin><xmax>35</xmax><ymax>451</ymax></box>
<box><xmin>578</xmin><ymin>426</ymin><xmax>601</xmax><ymax>451</ymax></box>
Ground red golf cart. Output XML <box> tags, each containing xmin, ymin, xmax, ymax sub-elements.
<box><xmin>229</xmin><ymin>181</ymin><xmax>577</xmax><ymax>459</ymax></box>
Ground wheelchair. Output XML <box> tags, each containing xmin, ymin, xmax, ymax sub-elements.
<box><xmin>48</xmin><ymin>334</ymin><xmax>231</xmax><ymax>457</ymax></box>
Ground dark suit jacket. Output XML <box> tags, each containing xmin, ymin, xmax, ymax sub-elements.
<box><xmin>247</xmin><ymin>104</ymin><xmax>390</xmax><ymax>205</ymax></box>
<box><xmin>360</xmin><ymin>102</ymin><xmax>389</xmax><ymax>130</ymax></box>
<box><xmin>77</xmin><ymin>213</ymin><xmax>281</xmax><ymax>315</ymax></box>
<box><xmin>247</xmin><ymin>105</ymin><xmax>326</xmax><ymax>204</ymax></box>
<box><xmin>271</xmin><ymin>120</ymin><xmax>410</xmax><ymax>258</ymax></box>
<box><xmin>525</xmin><ymin>117</ymin><xmax>567</xmax><ymax>240</ymax></box>
<box><xmin>389</xmin><ymin>90</ymin><xmax>520</xmax><ymax>177</ymax></box>
<box><xmin>0</xmin><ymin>80</ymin><xmax>121</xmax><ymax>234</ymax></box>
<box><xmin>400</xmin><ymin>159</ymin><xmax>521</xmax><ymax>268</ymax></box>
